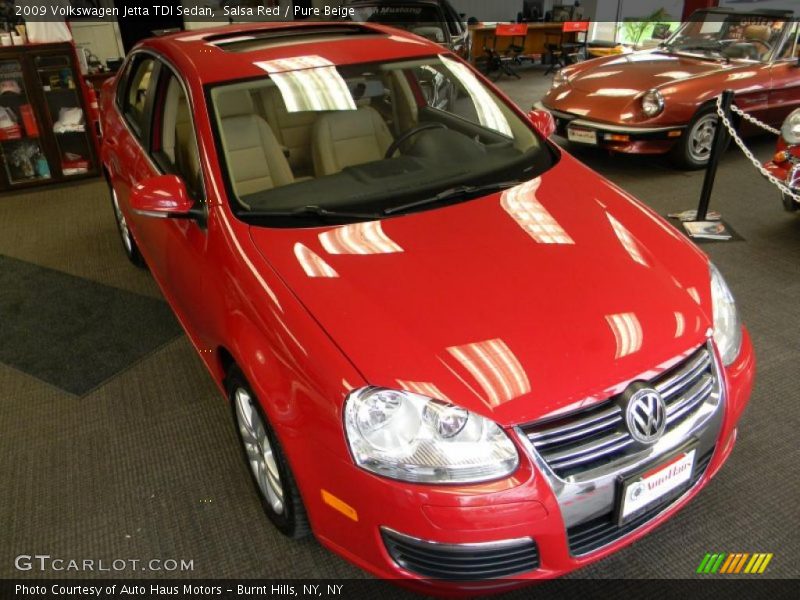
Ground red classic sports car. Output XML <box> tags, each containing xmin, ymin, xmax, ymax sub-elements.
<box><xmin>540</xmin><ymin>8</ymin><xmax>800</xmax><ymax>169</ymax></box>
<box><xmin>765</xmin><ymin>108</ymin><xmax>800</xmax><ymax>211</ymax></box>
<box><xmin>100</xmin><ymin>22</ymin><xmax>754</xmax><ymax>591</ymax></box>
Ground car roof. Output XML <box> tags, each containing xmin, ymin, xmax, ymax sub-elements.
<box><xmin>137</xmin><ymin>21</ymin><xmax>445</xmax><ymax>85</ymax></box>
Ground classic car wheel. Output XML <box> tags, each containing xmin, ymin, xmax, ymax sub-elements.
<box><xmin>782</xmin><ymin>192</ymin><xmax>799</xmax><ymax>212</ymax></box>
<box><xmin>108</xmin><ymin>183</ymin><xmax>145</xmax><ymax>268</ymax></box>
<box><xmin>671</xmin><ymin>108</ymin><xmax>730</xmax><ymax>170</ymax></box>
<box><xmin>228</xmin><ymin>367</ymin><xmax>310</xmax><ymax>539</ymax></box>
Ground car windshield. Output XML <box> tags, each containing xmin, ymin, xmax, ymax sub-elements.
<box><xmin>209</xmin><ymin>55</ymin><xmax>554</xmax><ymax>225</ymax></box>
<box><xmin>350</xmin><ymin>4</ymin><xmax>448</xmax><ymax>43</ymax></box>
<box><xmin>661</xmin><ymin>11</ymin><xmax>790</xmax><ymax>62</ymax></box>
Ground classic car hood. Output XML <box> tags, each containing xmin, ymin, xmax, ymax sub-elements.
<box><xmin>567</xmin><ymin>52</ymin><xmax>726</xmax><ymax>94</ymax></box>
<box><xmin>248</xmin><ymin>154</ymin><xmax>712</xmax><ymax>426</ymax></box>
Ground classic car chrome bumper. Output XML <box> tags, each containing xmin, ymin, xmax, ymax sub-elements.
<box><xmin>534</xmin><ymin>102</ymin><xmax>685</xmax><ymax>138</ymax></box>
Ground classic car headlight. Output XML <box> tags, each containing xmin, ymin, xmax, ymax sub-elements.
<box><xmin>344</xmin><ymin>387</ymin><xmax>519</xmax><ymax>484</ymax></box>
<box><xmin>642</xmin><ymin>89</ymin><xmax>665</xmax><ymax>117</ymax></box>
<box><xmin>710</xmin><ymin>263</ymin><xmax>742</xmax><ymax>366</ymax></box>
<box><xmin>781</xmin><ymin>108</ymin><xmax>800</xmax><ymax>145</ymax></box>
<box><xmin>552</xmin><ymin>70</ymin><xmax>570</xmax><ymax>88</ymax></box>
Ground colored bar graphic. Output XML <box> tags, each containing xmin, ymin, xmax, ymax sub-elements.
<box><xmin>700</xmin><ymin>552</ymin><xmax>773</xmax><ymax>575</ymax></box>
<box><xmin>697</xmin><ymin>553</ymin><xmax>712</xmax><ymax>574</ymax></box>
<box><xmin>720</xmin><ymin>554</ymin><xmax>735</xmax><ymax>574</ymax></box>
<box><xmin>758</xmin><ymin>554</ymin><xmax>773</xmax><ymax>573</ymax></box>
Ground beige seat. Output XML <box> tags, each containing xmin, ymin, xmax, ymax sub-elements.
<box><xmin>217</xmin><ymin>90</ymin><xmax>294</xmax><ymax>197</ymax></box>
<box><xmin>744</xmin><ymin>24</ymin><xmax>771</xmax><ymax>43</ymax></box>
<box><xmin>743</xmin><ymin>25</ymin><xmax>773</xmax><ymax>58</ymax></box>
<box><xmin>258</xmin><ymin>87</ymin><xmax>317</xmax><ymax>174</ymax></box>
<box><xmin>312</xmin><ymin>106</ymin><xmax>394</xmax><ymax>176</ymax></box>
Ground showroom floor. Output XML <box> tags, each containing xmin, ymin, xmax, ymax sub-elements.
<box><xmin>1</xmin><ymin>68</ymin><xmax>798</xmax><ymax>592</ymax></box>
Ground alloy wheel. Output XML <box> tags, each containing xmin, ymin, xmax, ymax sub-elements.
<box><xmin>233</xmin><ymin>387</ymin><xmax>285</xmax><ymax>514</ymax></box>
<box><xmin>687</xmin><ymin>113</ymin><xmax>718</xmax><ymax>164</ymax></box>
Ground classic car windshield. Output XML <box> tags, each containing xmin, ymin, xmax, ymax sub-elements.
<box><xmin>663</xmin><ymin>12</ymin><xmax>790</xmax><ymax>62</ymax></box>
<box><xmin>209</xmin><ymin>55</ymin><xmax>553</xmax><ymax>224</ymax></box>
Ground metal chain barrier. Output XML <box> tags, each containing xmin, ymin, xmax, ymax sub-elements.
<box><xmin>716</xmin><ymin>95</ymin><xmax>800</xmax><ymax>203</ymax></box>
<box><xmin>729</xmin><ymin>103</ymin><xmax>781</xmax><ymax>136</ymax></box>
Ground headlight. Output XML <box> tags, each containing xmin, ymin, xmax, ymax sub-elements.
<box><xmin>710</xmin><ymin>263</ymin><xmax>742</xmax><ymax>366</ymax></box>
<box><xmin>642</xmin><ymin>89</ymin><xmax>665</xmax><ymax>117</ymax></box>
<box><xmin>552</xmin><ymin>70</ymin><xmax>570</xmax><ymax>88</ymax></box>
<box><xmin>781</xmin><ymin>108</ymin><xmax>800</xmax><ymax>145</ymax></box>
<box><xmin>344</xmin><ymin>387</ymin><xmax>519</xmax><ymax>484</ymax></box>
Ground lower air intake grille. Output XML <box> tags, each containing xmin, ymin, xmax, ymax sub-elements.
<box><xmin>566</xmin><ymin>446</ymin><xmax>715</xmax><ymax>555</ymax></box>
<box><xmin>381</xmin><ymin>529</ymin><xmax>539</xmax><ymax>580</ymax></box>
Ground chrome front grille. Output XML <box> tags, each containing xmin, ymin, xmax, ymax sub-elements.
<box><xmin>521</xmin><ymin>345</ymin><xmax>717</xmax><ymax>479</ymax></box>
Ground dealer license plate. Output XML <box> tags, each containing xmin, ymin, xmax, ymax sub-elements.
<box><xmin>567</xmin><ymin>126</ymin><xmax>598</xmax><ymax>145</ymax></box>
<box><xmin>618</xmin><ymin>448</ymin><xmax>696</xmax><ymax>525</ymax></box>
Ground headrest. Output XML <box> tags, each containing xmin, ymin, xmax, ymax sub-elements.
<box><xmin>744</xmin><ymin>25</ymin><xmax>771</xmax><ymax>43</ymax></box>
<box><xmin>216</xmin><ymin>90</ymin><xmax>255</xmax><ymax>119</ymax></box>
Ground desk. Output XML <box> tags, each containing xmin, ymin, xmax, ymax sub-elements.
<box><xmin>470</xmin><ymin>23</ymin><xmax>576</xmax><ymax>63</ymax></box>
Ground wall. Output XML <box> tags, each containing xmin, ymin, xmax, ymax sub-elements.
<box><xmin>70</xmin><ymin>21</ymin><xmax>125</xmax><ymax>65</ymax></box>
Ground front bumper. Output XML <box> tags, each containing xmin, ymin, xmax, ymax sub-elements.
<box><xmin>534</xmin><ymin>102</ymin><xmax>685</xmax><ymax>155</ymax></box>
<box><xmin>307</xmin><ymin>332</ymin><xmax>755</xmax><ymax>592</ymax></box>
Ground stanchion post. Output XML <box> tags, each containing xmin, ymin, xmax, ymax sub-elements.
<box><xmin>695</xmin><ymin>89</ymin><xmax>734</xmax><ymax>222</ymax></box>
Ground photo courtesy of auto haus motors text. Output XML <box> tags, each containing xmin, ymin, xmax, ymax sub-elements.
<box><xmin>13</xmin><ymin>584</ymin><xmax>345</xmax><ymax>598</ymax></box>
<box><xmin>0</xmin><ymin>0</ymin><xmax>798</xmax><ymax>598</ymax></box>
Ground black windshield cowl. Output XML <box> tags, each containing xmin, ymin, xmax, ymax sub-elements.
<box><xmin>383</xmin><ymin>181</ymin><xmax>523</xmax><ymax>216</ymax></box>
<box><xmin>245</xmin><ymin>205</ymin><xmax>385</xmax><ymax>223</ymax></box>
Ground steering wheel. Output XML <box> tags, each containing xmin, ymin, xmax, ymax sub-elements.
<box><xmin>384</xmin><ymin>123</ymin><xmax>447</xmax><ymax>159</ymax></box>
<box><xmin>745</xmin><ymin>38</ymin><xmax>773</xmax><ymax>56</ymax></box>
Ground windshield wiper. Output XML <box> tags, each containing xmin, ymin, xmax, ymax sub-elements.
<box><xmin>245</xmin><ymin>205</ymin><xmax>384</xmax><ymax>221</ymax></box>
<box><xmin>383</xmin><ymin>181</ymin><xmax>522</xmax><ymax>216</ymax></box>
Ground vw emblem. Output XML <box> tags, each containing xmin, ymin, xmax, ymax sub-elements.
<box><xmin>624</xmin><ymin>387</ymin><xmax>666</xmax><ymax>444</ymax></box>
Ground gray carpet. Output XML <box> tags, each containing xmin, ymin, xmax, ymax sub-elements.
<box><xmin>0</xmin><ymin>69</ymin><xmax>797</xmax><ymax>590</ymax></box>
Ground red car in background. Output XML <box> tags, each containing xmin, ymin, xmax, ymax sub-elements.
<box><xmin>100</xmin><ymin>22</ymin><xmax>754</xmax><ymax>591</ymax></box>
<box><xmin>765</xmin><ymin>108</ymin><xmax>800</xmax><ymax>211</ymax></box>
<box><xmin>540</xmin><ymin>8</ymin><xmax>799</xmax><ymax>169</ymax></box>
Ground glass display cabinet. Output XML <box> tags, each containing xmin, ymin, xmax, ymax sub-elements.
<box><xmin>0</xmin><ymin>42</ymin><xmax>98</xmax><ymax>191</ymax></box>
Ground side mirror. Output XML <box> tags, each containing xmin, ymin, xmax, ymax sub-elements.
<box><xmin>130</xmin><ymin>174</ymin><xmax>194</xmax><ymax>218</ymax></box>
<box><xmin>528</xmin><ymin>108</ymin><xmax>556</xmax><ymax>138</ymax></box>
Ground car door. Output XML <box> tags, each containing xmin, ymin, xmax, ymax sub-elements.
<box><xmin>131</xmin><ymin>62</ymin><xmax>212</xmax><ymax>346</ymax></box>
<box><xmin>768</xmin><ymin>22</ymin><xmax>800</xmax><ymax>125</ymax></box>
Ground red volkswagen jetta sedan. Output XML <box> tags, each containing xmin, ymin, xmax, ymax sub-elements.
<box><xmin>100</xmin><ymin>22</ymin><xmax>755</xmax><ymax>590</ymax></box>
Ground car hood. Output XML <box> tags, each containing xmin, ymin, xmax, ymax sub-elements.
<box><xmin>567</xmin><ymin>52</ymin><xmax>725</xmax><ymax>94</ymax></box>
<box><xmin>248</xmin><ymin>154</ymin><xmax>712</xmax><ymax>426</ymax></box>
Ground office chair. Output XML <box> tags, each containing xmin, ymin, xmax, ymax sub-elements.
<box><xmin>483</xmin><ymin>23</ymin><xmax>530</xmax><ymax>80</ymax></box>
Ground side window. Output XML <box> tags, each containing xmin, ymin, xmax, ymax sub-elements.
<box><xmin>121</xmin><ymin>56</ymin><xmax>156</xmax><ymax>137</ymax></box>
<box><xmin>152</xmin><ymin>73</ymin><xmax>203</xmax><ymax>199</ymax></box>
<box><xmin>778</xmin><ymin>23</ymin><xmax>800</xmax><ymax>60</ymax></box>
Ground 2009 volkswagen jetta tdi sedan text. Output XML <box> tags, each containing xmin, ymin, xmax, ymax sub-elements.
<box><xmin>100</xmin><ymin>22</ymin><xmax>755</xmax><ymax>591</ymax></box>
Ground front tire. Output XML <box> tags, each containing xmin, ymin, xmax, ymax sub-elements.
<box><xmin>108</xmin><ymin>182</ymin><xmax>145</xmax><ymax>268</ymax></box>
<box><xmin>228</xmin><ymin>367</ymin><xmax>310</xmax><ymax>539</ymax></box>
<box><xmin>782</xmin><ymin>192</ymin><xmax>799</xmax><ymax>212</ymax></box>
<box><xmin>670</xmin><ymin>106</ymin><xmax>728</xmax><ymax>170</ymax></box>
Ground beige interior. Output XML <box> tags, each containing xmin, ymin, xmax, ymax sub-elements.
<box><xmin>217</xmin><ymin>90</ymin><xmax>295</xmax><ymax>197</ymax></box>
<box><xmin>257</xmin><ymin>87</ymin><xmax>317</xmax><ymax>175</ymax></box>
<box><xmin>161</xmin><ymin>78</ymin><xmax>201</xmax><ymax>196</ymax></box>
<box><xmin>743</xmin><ymin>25</ymin><xmax>771</xmax><ymax>43</ymax></box>
<box><xmin>311</xmin><ymin>106</ymin><xmax>394</xmax><ymax>176</ymax></box>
